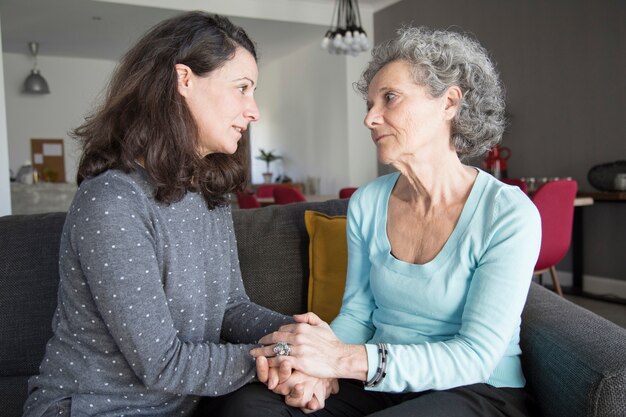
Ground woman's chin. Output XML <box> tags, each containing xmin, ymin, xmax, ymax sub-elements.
<box><xmin>197</xmin><ymin>144</ymin><xmax>238</xmax><ymax>157</ymax></box>
<box><xmin>377</xmin><ymin>150</ymin><xmax>394</xmax><ymax>165</ymax></box>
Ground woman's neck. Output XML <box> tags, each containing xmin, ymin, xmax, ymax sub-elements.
<box><xmin>390</xmin><ymin>151</ymin><xmax>476</xmax><ymax>208</ymax></box>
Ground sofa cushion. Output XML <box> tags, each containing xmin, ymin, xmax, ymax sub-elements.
<box><xmin>0</xmin><ymin>212</ymin><xmax>66</xmax><ymax>417</ymax></box>
<box><xmin>304</xmin><ymin>210</ymin><xmax>348</xmax><ymax>323</ymax></box>
<box><xmin>521</xmin><ymin>284</ymin><xmax>626</xmax><ymax>417</ymax></box>
<box><xmin>0</xmin><ymin>213</ymin><xmax>66</xmax><ymax>379</ymax></box>
<box><xmin>232</xmin><ymin>199</ymin><xmax>349</xmax><ymax>316</ymax></box>
<box><xmin>0</xmin><ymin>376</ymin><xmax>29</xmax><ymax>417</ymax></box>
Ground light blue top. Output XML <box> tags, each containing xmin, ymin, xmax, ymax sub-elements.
<box><xmin>331</xmin><ymin>169</ymin><xmax>541</xmax><ymax>393</ymax></box>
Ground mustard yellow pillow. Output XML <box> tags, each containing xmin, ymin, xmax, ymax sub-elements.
<box><xmin>304</xmin><ymin>210</ymin><xmax>348</xmax><ymax>323</ymax></box>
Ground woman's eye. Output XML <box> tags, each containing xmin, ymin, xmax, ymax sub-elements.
<box><xmin>238</xmin><ymin>85</ymin><xmax>248</xmax><ymax>94</ymax></box>
<box><xmin>384</xmin><ymin>92</ymin><xmax>397</xmax><ymax>102</ymax></box>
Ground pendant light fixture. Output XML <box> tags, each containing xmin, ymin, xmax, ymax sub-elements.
<box><xmin>321</xmin><ymin>0</ymin><xmax>370</xmax><ymax>56</ymax></box>
<box><xmin>23</xmin><ymin>42</ymin><xmax>50</xmax><ymax>94</ymax></box>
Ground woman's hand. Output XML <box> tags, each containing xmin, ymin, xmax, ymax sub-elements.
<box><xmin>256</xmin><ymin>354</ymin><xmax>339</xmax><ymax>413</ymax></box>
<box><xmin>256</xmin><ymin>355</ymin><xmax>292</xmax><ymax>389</ymax></box>
<box><xmin>276</xmin><ymin>372</ymin><xmax>339</xmax><ymax>413</ymax></box>
<box><xmin>250</xmin><ymin>312</ymin><xmax>367</xmax><ymax>381</ymax></box>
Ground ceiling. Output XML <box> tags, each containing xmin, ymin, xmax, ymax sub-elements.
<box><xmin>0</xmin><ymin>0</ymin><xmax>399</xmax><ymax>63</ymax></box>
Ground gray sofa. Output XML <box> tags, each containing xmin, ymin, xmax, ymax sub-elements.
<box><xmin>1</xmin><ymin>199</ymin><xmax>625</xmax><ymax>417</ymax></box>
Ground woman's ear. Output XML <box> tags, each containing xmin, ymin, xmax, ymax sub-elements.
<box><xmin>444</xmin><ymin>86</ymin><xmax>463</xmax><ymax>120</ymax></box>
<box><xmin>175</xmin><ymin>64</ymin><xmax>193</xmax><ymax>97</ymax></box>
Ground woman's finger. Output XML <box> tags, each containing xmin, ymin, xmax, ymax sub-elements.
<box><xmin>267</xmin><ymin>366</ymin><xmax>279</xmax><ymax>390</ymax></box>
<box><xmin>257</xmin><ymin>330</ymin><xmax>300</xmax><ymax>345</ymax></box>
<box><xmin>285</xmin><ymin>383</ymin><xmax>306</xmax><ymax>408</ymax></box>
<box><xmin>293</xmin><ymin>312</ymin><xmax>324</xmax><ymax>326</ymax></box>
<box><xmin>330</xmin><ymin>378</ymin><xmax>340</xmax><ymax>394</ymax></box>
<box><xmin>278</xmin><ymin>360</ymin><xmax>293</xmax><ymax>383</ymax></box>
<box><xmin>250</xmin><ymin>343</ymin><xmax>300</xmax><ymax>359</ymax></box>
<box><xmin>302</xmin><ymin>396</ymin><xmax>321</xmax><ymax>414</ymax></box>
<box><xmin>265</xmin><ymin>355</ymin><xmax>295</xmax><ymax>371</ymax></box>
<box><xmin>255</xmin><ymin>356</ymin><xmax>268</xmax><ymax>384</ymax></box>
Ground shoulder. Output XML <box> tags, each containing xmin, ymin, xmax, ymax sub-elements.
<box><xmin>69</xmin><ymin>169</ymin><xmax>154</xmax><ymax>220</ymax></box>
<box><xmin>356</xmin><ymin>172</ymin><xmax>399</xmax><ymax>196</ymax></box>
<box><xmin>349</xmin><ymin>172</ymin><xmax>398</xmax><ymax>213</ymax></box>
<box><xmin>477</xmin><ymin>171</ymin><xmax>540</xmax><ymax>237</ymax></box>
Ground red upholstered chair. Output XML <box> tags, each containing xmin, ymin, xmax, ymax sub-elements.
<box><xmin>273</xmin><ymin>186</ymin><xmax>306</xmax><ymax>205</ymax></box>
<box><xmin>501</xmin><ymin>178</ymin><xmax>528</xmax><ymax>194</ymax></box>
<box><xmin>256</xmin><ymin>185</ymin><xmax>279</xmax><ymax>198</ymax></box>
<box><xmin>339</xmin><ymin>187</ymin><xmax>358</xmax><ymax>199</ymax></box>
<box><xmin>236</xmin><ymin>192</ymin><xmax>261</xmax><ymax>209</ymax></box>
<box><xmin>531</xmin><ymin>180</ymin><xmax>578</xmax><ymax>296</ymax></box>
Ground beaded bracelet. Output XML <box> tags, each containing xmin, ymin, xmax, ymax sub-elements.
<box><xmin>364</xmin><ymin>343</ymin><xmax>388</xmax><ymax>387</ymax></box>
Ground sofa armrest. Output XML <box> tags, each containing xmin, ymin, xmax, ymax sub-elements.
<box><xmin>521</xmin><ymin>283</ymin><xmax>626</xmax><ymax>417</ymax></box>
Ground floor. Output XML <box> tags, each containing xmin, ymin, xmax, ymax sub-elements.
<box><xmin>565</xmin><ymin>293</ymin><xmax>626</xmax><ymax>328</ymax></box>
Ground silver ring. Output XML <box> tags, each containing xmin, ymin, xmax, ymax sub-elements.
<box><xmin>273</xmin><ymin>341</ymin><xmax>291</xmax><ymax>356</ymax></box>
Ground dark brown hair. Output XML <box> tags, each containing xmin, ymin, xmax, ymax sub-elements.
<box><xmin>74</xmin><ymin>12</ymin><xmax>256</xmax><ymax>209</ymax></box>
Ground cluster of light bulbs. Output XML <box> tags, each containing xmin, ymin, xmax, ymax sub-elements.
<box><xmin>321</xmin><ymin>29</ymin><xmax>370</xmax><ymax>56</ymax></box>
<box><xmin>321</xmin><ymin>0</ymin><xmax>369</xmax><ymax>57</ymax></box>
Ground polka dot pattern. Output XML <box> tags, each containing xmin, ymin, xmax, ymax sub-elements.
<box><xmin>23</xmin><ymin>169</ymin><xmax>291</xmax><ymax>416</ymax></box>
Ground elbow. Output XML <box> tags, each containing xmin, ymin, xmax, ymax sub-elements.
<box><xmin>472</xmin><ymin>353</ymin><xmax>500</xmax><ymax>385</ymax></box>
<box><xmin>138</xmin><ymin>342</ymin><xmax>183</xmax><ymax>390</ymax></box>
<box><xmin>459</xmin><ymin>346</ymin><xmax>499</xmax><ymax>386</ymax></box>
<box><xmin>474</xmin><ymin>362</ymin><xmax>493</xmax><ymax>383</ymax></box>
<box><xmin>139</xmin><ymin>364</ymin><xmax>169</xmax><ymax>390</ymax></box>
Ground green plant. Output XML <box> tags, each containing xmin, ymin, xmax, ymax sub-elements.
<box><xmin>256</xmin><ymin>149</ymin><xmax>282</xmax><ymax>173</ymax></box>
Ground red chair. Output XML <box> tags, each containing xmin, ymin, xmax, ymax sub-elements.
<box><xmin>273</xmin><ymin>187</ymin><xmax>306</xmax><ymax>205</ymax></box>
<box><xmin>256</xmin><ymin>185</ymin><xmax>279</xmax><ymax>198</ymax></box>
<box><xmin>236</xmin><ymin>192</ymin><xmax>261</xmax><ymax>209</ymax></box>
<box><xmin>339</xmin><ymin>187</ymin><xmax>358</xmax><ymax>199</ymax></box>
<box><xmin>501</xmin><ymin>178</ymin><xmax>528</xmax><ymax>194</ymax></box>
<box><xmin>531</xmin><ymin>180</ymin><xmax>578</xmax><ymax>296</ymax></box>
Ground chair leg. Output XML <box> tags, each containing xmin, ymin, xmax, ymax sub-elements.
<box><xmin>549</xmin><ymin>266</ymin><xmax>564</xmax><ymax>297</ymax></box>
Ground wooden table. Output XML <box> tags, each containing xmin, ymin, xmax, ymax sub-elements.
<box><xmin>571</xmin><ymin>195</ymin><xmax>594</xmax><ymax>293</ymax></box>
<box><xmin>577</xmin><ymin>191</ymin><xmax>626</xmax><ymax>202</ymax></box>
<box><xmin>571</xmin><ymin>191</ymin><xmax>625</xmax><ymax>294</ymax></box>
<box><xmin>257</xmin><ymin>194</ymin><xmax>337</xmax><ymax>207</ymax></box>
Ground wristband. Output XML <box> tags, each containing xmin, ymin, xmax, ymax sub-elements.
<box><xmin>364</xmin><ymin>343</ymin><xmax>388</xmax><ymax>387</ymax></box>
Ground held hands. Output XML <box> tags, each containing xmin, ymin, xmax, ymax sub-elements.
<box><xmin>256</xmin><ymin>356</ymin><xmax>338</xmax><ymax>413</ymax></box>
<box><xmin>253</xmin><ymin>312</ymin><xmax>346</xmax><ymax>412</ymax></box>
<box><xmin>251</xmin><ymin>312</ymin><xmax>355</xmax><ymax>379</ymax></box>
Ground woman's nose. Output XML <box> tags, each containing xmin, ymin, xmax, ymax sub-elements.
<box><xmin>245</xmin><ymin>98</ymin><xmax>260</xmax><ymax>122</ymax></box>
<box><xmin>364</xmin><ymin>107</ymin><xmax>381</xmax><ymax>129</ymax></box>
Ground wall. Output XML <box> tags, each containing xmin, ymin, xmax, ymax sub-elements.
<box><xmin>375</xmin><ymin>0</ymin><xmax>626</xmax><ymax>288</ymax></box>
<box><xmin>0</xmin><ymin>18</ymin><xmax>10</xmax><ymax>215</ymax></box>
<box><xmin>3</xmin><ymin>46</ymin><xmax>376</xmax><ymax>199</ymax></box>
<box><xmin>346</xmin><ymin>11</ymin><xmax>379</xmax><ymax>189</ymax></box>
<box><xmin>253</xmin><ymin>41</ymin><xmax>350</xmax><ymax>194</ymax></box>
<box><xmin>2</xmin><ymin>53</ymin><xmax>116</xmax><ymax>183</ymax></box>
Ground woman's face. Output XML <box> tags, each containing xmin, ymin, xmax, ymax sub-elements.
<box><xmin>177</xmin><ymin>47</ymin><xmax>260</xmax><ymax>156</ymax></box>
<box><xmin>364</xmin><ymin>60</ymin><xmax>458</xmax><ymax>165</ymax></box>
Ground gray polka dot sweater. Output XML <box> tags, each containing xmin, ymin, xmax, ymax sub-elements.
<box><xmin>24</xmin><ymin>168</ymin><xmax>290</xmax><ymax>416</ymax></box>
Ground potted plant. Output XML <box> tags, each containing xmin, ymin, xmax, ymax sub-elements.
<box><xmin>256</xmin><ymin>149</ymin><xmax>282</xmax><ymax>183</ymax></box>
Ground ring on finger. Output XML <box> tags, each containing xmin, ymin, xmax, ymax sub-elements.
<box><xmin>273</xmin><ymin>341</ymin><xmax>292</xmax><ymax>356</ymax></box>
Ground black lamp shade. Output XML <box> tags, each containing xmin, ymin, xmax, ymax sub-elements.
<box><xmin>23</xmin><ymin>69</ymin><xmax>50</xmax><ymax>94</ymax></box>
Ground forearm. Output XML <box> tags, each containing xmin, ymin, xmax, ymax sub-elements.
<box><xmin>222</xmin><ymin>300</ymin><xmax>292</xmax><ymax>343</ymax></box>
<box><xmin>336</xmin><ymin>344</ymin><xmax>368</xmax><ymax>381</ymax></box>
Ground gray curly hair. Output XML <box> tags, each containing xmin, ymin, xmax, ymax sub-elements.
<box><xmin>356</xmin><ymin>26</ymin><xmax>505</xmax><ymax>159</ymax></box>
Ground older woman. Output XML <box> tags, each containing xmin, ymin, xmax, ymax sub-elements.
<box><xmin>221</xmin><ymin>26</ymin><xmax>542</xmax><ymax>417</ymax></box>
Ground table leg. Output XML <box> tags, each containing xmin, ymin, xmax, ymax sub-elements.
<box><xmin>572</xmin><ymin>206</ymin><xmax>584</xmax><ymax>294</ymax></box>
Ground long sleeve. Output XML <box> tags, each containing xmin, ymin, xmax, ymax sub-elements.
<box><xmin>69</xmin><ymin>177</ymin><xmax>260</xmax><ymax>396</ymax></box>
<box><xmin>367</xmin><ymin>191</ymin><xmax>541</xmax><ymax>392</ymax></box>
<box><xmin>221</xmin><ymin>212</ymin><xmax>292</xmax><ymax>344</ymax></box>
<box><xmin>330</xmin><ymin>191</ymin><xmax>376</xmax><ymax>343</ymax></box>
<box><xmin>329</xmin><ymin>171</ymin><xmax>542</xmax><ymax>393</ymax></box>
